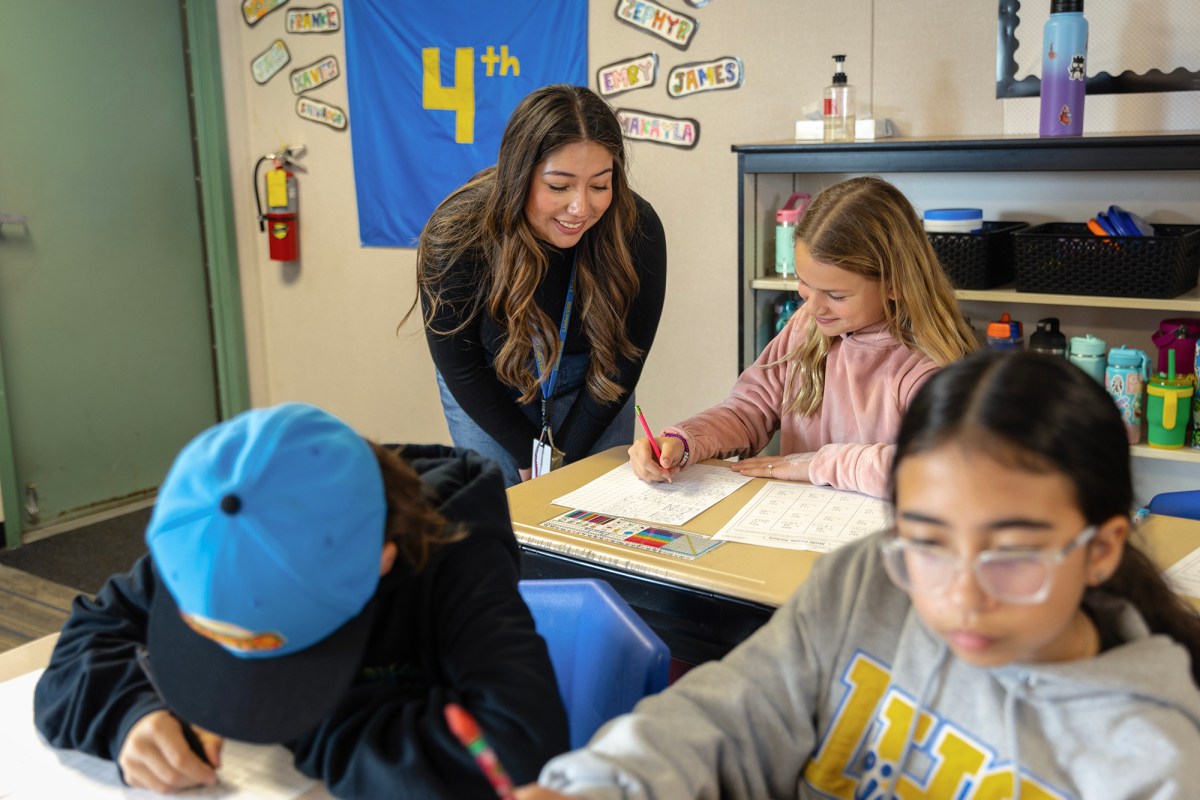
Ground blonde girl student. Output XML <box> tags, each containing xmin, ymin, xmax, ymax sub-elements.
<box><xmin>628</xmin><ymin>175</ymin><xmax>975</xmax><ymax>498</ymax></box>
<box><xmin>519</xmin><ymin>350</ymin><xmax>1200</xmax><ymax>800</ymax></box>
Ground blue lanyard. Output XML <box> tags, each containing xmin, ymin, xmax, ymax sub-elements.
<box><xmin>531</xmin><ymin>252</ymin><xmax>577</xmax><ymax>423</ymax></box>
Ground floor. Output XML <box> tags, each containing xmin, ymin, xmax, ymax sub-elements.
<box><xmin>0</xmin><ymin>563</ymin><xmax>77</xmax><ymax>654</ymax></box>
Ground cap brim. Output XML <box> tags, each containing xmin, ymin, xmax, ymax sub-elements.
<box><xmin>146</xmin><ymin>567</ymin><xmax>376</xmax><ymax>744</ymax></box>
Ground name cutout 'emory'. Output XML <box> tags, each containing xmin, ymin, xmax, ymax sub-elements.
<box><xmin>596</xmin><ymin>53</ymin><xmax>659</xmax><ymax>97</ymax></box>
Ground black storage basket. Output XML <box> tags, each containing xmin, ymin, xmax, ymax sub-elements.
<box><xmin>927</xmin><ymin>221</ymin><xmax>1029</xmax><ymax>290</ymax></box>
<box><xmin>1012</xmin><ymin>223</ymin><xmax>1200</xmax><ymax>299</ymax></box>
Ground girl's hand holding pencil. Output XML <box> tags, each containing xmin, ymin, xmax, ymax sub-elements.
<box><xmin>627</xmin><ymin>435</ymin><xmax>685</xmax><ymax>483</ymax></box>
<box><xmin>629</xmin><ymin>405</ymin><xmax>684</xmax><ymax>483</ymax></box>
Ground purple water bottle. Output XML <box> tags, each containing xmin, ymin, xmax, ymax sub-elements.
<box><xmin>1039</xmin><ymin>0</ymin><xmax>1088</xmax><ymax>137</ymax></box>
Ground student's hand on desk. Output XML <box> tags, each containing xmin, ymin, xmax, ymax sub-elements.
<box><xmin>514</xmin><ymin>784</ymin><xmax>578</xmax><ymax>799</ymax></box>
<box><xmin>119</xmin><ymin>710</ymin><xmax>223</xmax><ymax>793</ymax></box>
<box><xmin>628</xmin><ymin>436</ymin><xmax>682</xmax><ymax>482</ymax></box>
<box><xmin>730</xmin><ymin>451</ymin><xmax>814</xmax><ymax>483</ymax></box>
<box><xmin>519</xmin><ymin>467</ymin><xmax>533</xmax><ymax>482</ymax></box>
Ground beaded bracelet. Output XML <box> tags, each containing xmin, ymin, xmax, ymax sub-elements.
<box><xmin>663</xmin><ymin>432</ymin><xmax>690</xmax><ymax>467</ymax></box>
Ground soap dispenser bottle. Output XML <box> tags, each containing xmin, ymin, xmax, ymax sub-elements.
<box><xmin>823</xmin><ymin>55</ymin><xmax>855</xmax><ymax>143</ymax></box>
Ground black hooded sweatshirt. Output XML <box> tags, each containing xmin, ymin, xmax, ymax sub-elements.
<box><xmin>33</xmin><ymin>445</ymin><xmax>569</xmax><ymax>799</ymax></box>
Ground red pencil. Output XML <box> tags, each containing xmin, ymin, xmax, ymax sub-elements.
<box><xmin>444</xmin><ymin>703</ymin><xmax>515</xmax><ymax>799</ymax></box>
<box><xmin>634</xmin><ymin>404</ymin><xmax>663</xmax><ymax>462</ymax></box>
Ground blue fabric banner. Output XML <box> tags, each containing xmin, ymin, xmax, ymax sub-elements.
<box><xmin>344</xmin><ymin>1</ymin><xmax>588</xmax><ymax>247</ymax></box>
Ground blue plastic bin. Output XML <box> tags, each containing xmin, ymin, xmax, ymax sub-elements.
<box><xmin>519</xmin><ymin>578</ymin><xmax>670</xmax><ymax>748</ymax></box>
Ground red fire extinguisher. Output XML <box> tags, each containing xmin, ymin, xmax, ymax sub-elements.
<box><xmin>254</xmin><ymin>145</ymin><xmax>305</xmax><ymax>262</ymax></box>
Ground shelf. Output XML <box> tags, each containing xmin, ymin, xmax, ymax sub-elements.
<box><xmin>736</xmin><ymin>135</ymin><xmax>1200</xmax><ymax>489</ymax></box>
<box><xmin>1131</xmin><ymin>443</ymin><xmax>1200</xmax><ymax>464</ymax></box>
<box><xmin>732</xmin><ymin>133</ymin><xmax>1200</xmax><ymax>174</ymax></box>
<box><xmin>751</xmin><ymin>279</ymin><xmax>1200</xmax><ymax>312</ymax></box>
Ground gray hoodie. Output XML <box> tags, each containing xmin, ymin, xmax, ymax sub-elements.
<box><xmin>539</xmin><ymin>531</ymin><xmax>1200</xmax><ymax>799</ymax></box>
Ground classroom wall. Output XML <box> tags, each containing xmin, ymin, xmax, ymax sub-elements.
<box><xmin>214</xmin><ymin>2</ymin><xmax>1199</xmax><ymax>468</ymax></box>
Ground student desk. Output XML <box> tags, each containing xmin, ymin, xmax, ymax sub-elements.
<box><xmin>508</xmin><ymin>447</ymin><xmax>1200</xmax><ymax>664</ymax></box>
<box><xmin>0</xmin><ymin>635</ymin><xmax>335</xmax><ymax>799</ymax></box>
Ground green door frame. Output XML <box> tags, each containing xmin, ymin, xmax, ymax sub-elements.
<box><xmin>0</xmin><ymin>1</ymin><xmax>248</xmax><ymax>549</ymax></box>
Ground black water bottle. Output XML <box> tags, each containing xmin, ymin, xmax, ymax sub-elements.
<box><xmin>1029</xmin><ymin>317</ymin><xmax>1067</xmax><ymax>357</ymax></box>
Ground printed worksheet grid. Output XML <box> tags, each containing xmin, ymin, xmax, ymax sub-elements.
<box><xmin>740</xmin><ymin>484</ymin><xmax>887</xmax><ymax>542</ymax></box>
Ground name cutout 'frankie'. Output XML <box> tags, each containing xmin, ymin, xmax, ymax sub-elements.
<box><xmin>596</xmin><ymin>53</ymin><xmax>658</xmax><ymax>97</ymax></box>
<box><xmin>287</xmin><ymin>4</ymin><xmax>341</xmax><ymax>33</ymax></box>
<box><xmin>668</xmin><ymin>57</ymin><xmax>743</xmax><ymax>98</ymax></box>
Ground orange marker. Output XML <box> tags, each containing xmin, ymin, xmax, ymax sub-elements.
<box><xmin>444</xmin><ymin>703</ymin><xmax>514</xmax><ymax>799</ymax></box>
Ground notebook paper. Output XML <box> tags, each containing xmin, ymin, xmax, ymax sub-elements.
<box><xmin>0</xmin><ymin>669</ymin><xmax>316</xmax><ymax>799</ymax></box>
<box><xmin>551</xmin><ymin>462</ymin><xmax>751</xmax><ymax>526</ymax></box>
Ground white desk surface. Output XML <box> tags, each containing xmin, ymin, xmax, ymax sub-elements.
<box><xmin>508</xmin><ymin>447</ymin><xmax>1200</xmax><ymax>609</ymax></box>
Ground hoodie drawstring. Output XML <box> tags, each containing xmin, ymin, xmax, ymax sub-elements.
<box><xmin>883</xmin><ymin>642</ymin><xmax>950</xmax><ymax>798</ymax></box>
<box><xmin>1004</xmin><ymin>678</ymin><xmax>1024</xmax><ymax>800</ymax></box>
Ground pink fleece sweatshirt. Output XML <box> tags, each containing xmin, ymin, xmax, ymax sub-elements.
<box><xmin>666</xmin><ymin>318</ymin><xmax>937</xmax><ymax>499</ymax></box>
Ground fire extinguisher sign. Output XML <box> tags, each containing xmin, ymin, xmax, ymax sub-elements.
<box><xmin>344</xmin><ymin>0</ymin><xmax>586</xmax><ymax>247</ymax></box>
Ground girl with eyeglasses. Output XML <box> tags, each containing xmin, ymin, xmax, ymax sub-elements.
<box><xmin>518</xmin><ymin>350</ymin><xmax>1200</xmax><ymax>800</ymax></box>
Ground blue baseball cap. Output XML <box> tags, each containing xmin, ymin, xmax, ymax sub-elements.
<box><xmin>145</xmin><ymin>403</ymin><xmax>386</xmax><ymax>743</ymax></box>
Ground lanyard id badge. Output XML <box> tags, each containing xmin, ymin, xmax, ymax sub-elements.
<box><xmin>530</xmin><ymin>254</ymin><xmax>576</xmax><ymax>478</ymax></box>
<box><xmin>532</xmin><ymin>426</ymin><xmax>564</xmax><ymax>478</ymax></box>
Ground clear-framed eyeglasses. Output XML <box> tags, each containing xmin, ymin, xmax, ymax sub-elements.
<box><xmin>879</xmin><ymin>525</ymin><xmax>1097</xmax><ymax>605</ymax></box>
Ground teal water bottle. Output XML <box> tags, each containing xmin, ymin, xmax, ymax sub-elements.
<box><xmin>1068</xmin><ymin>334</ymin><xmax>1106</xmax><ymax>382</ymax></box>
<box><xmin>774</xmin><ymin>193</ymin><xmax>810</xmax><ymax>277</ymax></box>
<box><xmin>1039</xmin><ymin>0</ymin><xmax>1088</xmax><ymax>137</ymax></box>
<box><xmin>1105</xmin><ymin>346</ymin><xmax>1149</xmax><ymax>444</ymax></box>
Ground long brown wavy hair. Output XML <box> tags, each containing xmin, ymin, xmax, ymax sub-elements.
<box><xmin>406</xmin><ymin>84</ymin><xmax>641</xmax><ymax>405</ymax></box>
<box><xmin>369</xmin><ymin>442</ymin><xmax>465</xmax><ymax>572</ymax></box>
<box><xmin>782</xmin><ymin>176</ymin><xmax>978</xmax><ymax>416</ymax></box>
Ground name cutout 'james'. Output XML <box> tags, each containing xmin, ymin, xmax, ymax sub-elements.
<box><xmin>668</xmin><ymin>57</ymin><xmax>743</xmax><ymax>98</ymax></box>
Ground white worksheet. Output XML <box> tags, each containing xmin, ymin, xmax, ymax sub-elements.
<box><xmin>0</xmin><ymin>669</ymin><xmax>316</xmax><ymax>799</ymax></box>
<box><xmin>1165</xmin><ymin>546</ymin><xmax>1200</xmax><ymax>599</ymax></box>
<box><xmin>551</xmin><ymin>462</ymin><xmax>752</xmax><ymax>526</ymax></box>
<box><xmin>713</xmin><ymin>481</ymin><xmax>889</xmax><ymax>552</ymax></box>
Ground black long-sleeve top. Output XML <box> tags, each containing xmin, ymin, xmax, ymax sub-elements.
<box><xmin>424</xmin><ymin>194</ymin><xmax>667</xmax><ymax>469</ymax></box>
<box><xmin>33</xmin><ymin>445</ymin><xmax>569</xmax><ymax>799</ymax></box>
